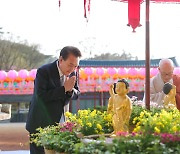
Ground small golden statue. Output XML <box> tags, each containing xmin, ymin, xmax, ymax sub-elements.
<box><xmin>163</xmin><ymin>82</ymin><xmax>177</xmax><ymax>109</ymax></box>
<box><xmin>107</xmin><ymin>79</ymin><xmax>132</xmax><ymax>135</ymax></box>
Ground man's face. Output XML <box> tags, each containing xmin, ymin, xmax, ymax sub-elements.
<box><xmin>59</xmin><ymin>54</ymin><xmax>79</xmax><ymax>76</ymax></box>
<box><xmin>115</xmin><ymin>82</ymin><xmax>128</xmax><ymax>96</ymax></box>
<box><xmin>158</xmin><ymin>64</ymin><xmax>174</xmax><ymax>83</ymax></box>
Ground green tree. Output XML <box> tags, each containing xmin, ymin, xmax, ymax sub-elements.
<box><xmin>85</xmin><ymin>51</ymin><xmax>138</xmax><ymax>61</ymax></box>
<box><xmin>0</xmin><ymin>39</ymin><xmax>55</xmax><ymax>71</ymax></box>
<box><xmin>0</xmin><ymin>27</ymin><xmax>3</xmax><ymax>34</ymax></box>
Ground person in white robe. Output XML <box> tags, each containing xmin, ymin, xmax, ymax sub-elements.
<box><xmin>143</xmin><ymin>59</ymin><xmax>174</xmax><ymax>106</ymax></box>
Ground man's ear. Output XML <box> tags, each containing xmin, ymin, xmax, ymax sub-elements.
<box><xmin>59</xmin><ymin>56</ymin><xmax>63</xmax><ymax>62</ymax></box>
<box><xmin>59</xmin><ymin>56</ymin><xmax>64</xmax><ymax>66</ymax></box>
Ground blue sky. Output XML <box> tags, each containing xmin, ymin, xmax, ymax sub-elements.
<box><xmin>0</xmin><ymin>0</ymin><xmax>180</xmax><ymax>62</ymax></box>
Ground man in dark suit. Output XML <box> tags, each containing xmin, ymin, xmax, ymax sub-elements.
<box><xmin>26</xmin><ymin>46</ymin><xmax>82</xmax><ymax>154</ymax></box>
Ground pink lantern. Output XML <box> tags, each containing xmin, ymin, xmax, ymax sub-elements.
<box><xmin>107</xmin><ymin>67</ymin><xmax>117</xmax><ymax>76</ymax></box>
<box><xmin>29</xmin><ymin>69</ymin><xmax>37</xmax><ymax>79</ymax></box>
<box><xmin>139</xmin><ymin>68</ymin><xmax>145</xmax><ymax>79</ymax></box>
<box><xmin>118</xmin><ymin>68</ymin><xmax>127</xmax><ymax>76</ymax></box>
<box><xmin>7</xmin><ymin>70</ymin><xmax>18</xmax><ymax>80</ymax></box>
<box><xmin>150</xmin><ymin>68</ymin><xmax>158</xmax><ymax>77</ymax></box>
<box><xmin>84</xmin><ymin>67</ymin><xmax>93</xmax><ymax>75</ymax></box>
<box><xmin>128</xmin><ymin>68</ymin><xmax>138</xmax><ymax>76</ymax></box>
<box><xmin>18</xmin><ymin>69</ymin><xmax>29</xmax><ymax>79</ymax></box>
<box><xmin>96</xmin><ymin>67</ymin><xmax>104</xmax><ymax>76</ymax></box>
<box><xmin>0</xmin><ymin>71</ymin><xmax>7</xmax><ymax>81</ymax></box>
<box><xmin>139</xmin><ymin>68</ymin><xmax>145</xmax><ymax>75</ymax></box>
<box><xmin>174</xmin><ymin>67</ymin><xmax>180</xmax><ymax>75</ymax></box>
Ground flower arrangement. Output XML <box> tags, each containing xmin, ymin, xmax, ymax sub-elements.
<box><xmin>112</xmin><ymin>133</ymin><xmax>180</xmax><ymax>154</ymax></box>
<box><xmin>65</xmin><ymin>109</ymin><xmax>113</xmax><ymax>136</ymax></box>
<box><xmin>31</xmin><ymin>122</ymin><xmax>80</xmax><ymax>153</ymax></box>
<box><xmin>129</xmin><ymin>101</ymin><xmax>145</xmax><ymax>125</ymax></box>
<box><xmin>133</xmin><ymin>109</ymin><xmax>180</xmax><ymax>134</ymax></box>
<box><xmin>30</xmin><ymin>125</ymin><xmax>59</xmax><ymax>150</ymax></box>
<box><xmin>30</xmin><ymin>107</ymin><xmax>180</xmax><ymax>153</ymax></box>
<box><xmin>74</xmin><ymin>132</ymin><xmax>180</xmax><ymax>153</ymax></box>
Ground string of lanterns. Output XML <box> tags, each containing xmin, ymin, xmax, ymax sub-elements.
<box><xmin>0</xmin><ymin>67</ymin><xmax>179</xmax><ymax>94</ymax></box>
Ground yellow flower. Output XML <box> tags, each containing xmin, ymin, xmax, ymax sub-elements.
<box><xmin>140</xmin><ymin>112</ymin><xmax>145</xmax><ymax>118</ymax></box>
<box><xmin>83</xmin><ymin>110</ymin><xmax>89</xmax><ymax>116</ymax></box>
<box><xmin>87</xmin><ymin>122</ymin><xmax>92</xmax><ymax>127</ymax></box>
<box><xmin>71</xmin><ymin>116</ymin><xmax>76</xmax><ymax>121</ymax></box>
<box><xmin>136</xmin><ymin>122</ymin><xmax>140</xmax><ymax>126</ymax></box>
<box><xmin>104</xmin><ymin>114</ymin><xmax>112</xmax><ymax>122</ymax></box>
<box><xmin>132</xmin><ymin>120</ymin><xmax>136</xmax><ymax>124</ymax></box>
<box><xmin>157</xmin><ymin>122</ymin><xmax>163</xmax><ymax>127</ymax></box>
<box><xmin>77</xmin><ymin>119</ymin><xmax>83</xmax><ymax>126</ymax></box>
<box><xmin>133</xmin><ymin>117</ymin><xmax>138</xmax><ymax>121</ymax></box>
<box><xmin>136</xmin><ymin>126</ymin><xmax>141</xmax><ymax>131</ymax></box>
<box><xmin>155</xmin><ymin>113</ymin><xmax>159</xmax><ymax>116</ymax></box>
<box><xmin>90</xmin><ymin>110</ymin><xmax>96</xmax><ymax>117</ymax></box>
<box><xmin>96</xmin><ymin>124</ymin><xmax>102</xmax><ymax>130</ymax></box>
<box><xmin>78</xmin><ymin>110</ymin><xmax>89</xmax><ymax>118</ymax></box>
<box><xmin>154</xmin><ymin>127</ymin><xmax>160</xmax><ymax>133</ymax></box>
<box><xmin>65</xmin><ymin>111</ymin><xmax>72</xmax><ymax>117</ymax></box>
<box><xmin>172</xmin><ymin>126</ymin><xmax>177</xmax><ymax>132</ymax></box>
<box><xmin>97</xmin><ymin>110</ymin><xmax>101</xmax><ymax>115</ymax></box>
<box><xmin>133</xmin><ymin>126</ymin><xmax>141</xmax><ymax>132</ymax></box>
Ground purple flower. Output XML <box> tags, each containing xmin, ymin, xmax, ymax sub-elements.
<box><xmin>59</xmin><ymin>122</ymin><xmax>76</xmax><ymax>132</ymax></box>
<box><xmin>131</xmin><ymin>132</ymin><xmax>137</xmax><ymax>136</ymax></box>
<box><xmin>159</xmin><ymin>133</ymin><xmax>180</xmax><ymax>143</ymax></box>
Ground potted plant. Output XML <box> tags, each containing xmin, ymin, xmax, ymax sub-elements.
<box><xmin>31</xmin><ymin>125</ymin><xmax>59</xmax><ymax>154</ymax></box>
<box><xmin>65</xmin><ymin>109</ymin><xmax>113</xmax><ymax>136</ymax></box>
<box><xmin>31</xmin><ymin>122</ymin><xmax>80</xmax><ymax>154</ymax></box>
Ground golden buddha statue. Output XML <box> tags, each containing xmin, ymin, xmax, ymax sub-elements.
<box><xmin>163</xmin><ymin>82</ymin><xmax>177</xmax><ymax>109</ymax></box>
<box><xmin>107</xmin><ymin>79</ymin><xmax>132</xmax><ymax>135</ymax></box>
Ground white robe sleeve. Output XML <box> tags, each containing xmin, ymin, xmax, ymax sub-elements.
<box><xmin>150</xmin><ymin>78</ymin><xmax>165</xmax><ymax>106</ymax></box>
<box><xmin>143</xmin><ymin>74</ymin><xmax>165</xmax><ymax>106</ymax></box>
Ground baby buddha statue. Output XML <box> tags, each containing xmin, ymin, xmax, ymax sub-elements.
<box><xmin>163</xmin><ymin>82</ymin><xmax>177</xmax><ymax>109</ymax></box>
<box><xmin>107</xmin><ymin>79</ymin><xmax>132</xmax><ymax>135</ymax></box>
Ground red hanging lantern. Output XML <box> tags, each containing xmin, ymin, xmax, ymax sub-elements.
<box><xmin>84</xmin><ymin>0</ymin><xmax>91</xmax><ymax>21</ymax></box>
<box><xmin>59</xmin><ymin>0</ymin><xmax>61</xmax><ymax>8</ymax></box>
<box><xmin>127</xmin><ymin>0</ymin><xmax>142</xmax><ymax>32</ymax></box>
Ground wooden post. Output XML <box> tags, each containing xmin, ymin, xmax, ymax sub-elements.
<box><xmin>100</xmin><ymin>91</ymin><xmax>103</xmax><ymax>107</ymax></box>
<box><xmin>94</xmin><ymin>88</ymin><xmax>96</xmax><ymax>108</ymax></box>
<box><xmin>145</xmin><ymin>0</ymin><xmax>150</xmax><ymax>110</ymax></box>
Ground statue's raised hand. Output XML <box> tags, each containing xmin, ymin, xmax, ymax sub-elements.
<box><xmin>109</xmin><ymin>84</ymin><xmax>115</xmax><ymax>97</ymax></box>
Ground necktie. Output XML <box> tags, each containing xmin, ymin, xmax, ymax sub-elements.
<box><xmin>59</xmin><ymin>75</ymin><xmax>66</xmax><ymax>123</ymax></box>
<box><xmin>60</xmin><ymin>75</ymin><xmax>65</xmax><ymax>86</ymax></box>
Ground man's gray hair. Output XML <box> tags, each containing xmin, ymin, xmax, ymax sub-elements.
<box><xmin>159</xmin><ymin>58</ymin><xmax>174</xmax><ymax>68</ymax></box>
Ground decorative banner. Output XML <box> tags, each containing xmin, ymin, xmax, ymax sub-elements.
<box><xmin>59</xmin><ymin>0</ymin><xmax>61</xmax><ymax>9</ymax></box>
<box><xmin>84</xmin><ymin>0</ymin><xmax>91</xmax><ymax>21</ymax></box>
<box><xmin>0</xmin><ymin>67</ymin><xmax>179</xmax><ymax>94</ymax></box>
<box><xmin>127</xmin><ymin>0</ymin><xmax>142</xmax><ymax>32</ymax></box>
<box><xmin>112</xmin><ymin>0</ymin><xmax>180</xmax><ymax>32</ymax></box>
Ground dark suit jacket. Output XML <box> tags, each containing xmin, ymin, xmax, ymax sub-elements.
<box><xmin>26</xmin><ymin>60</ymin><xmax>80</xmax><ymax>133</ymax></box>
